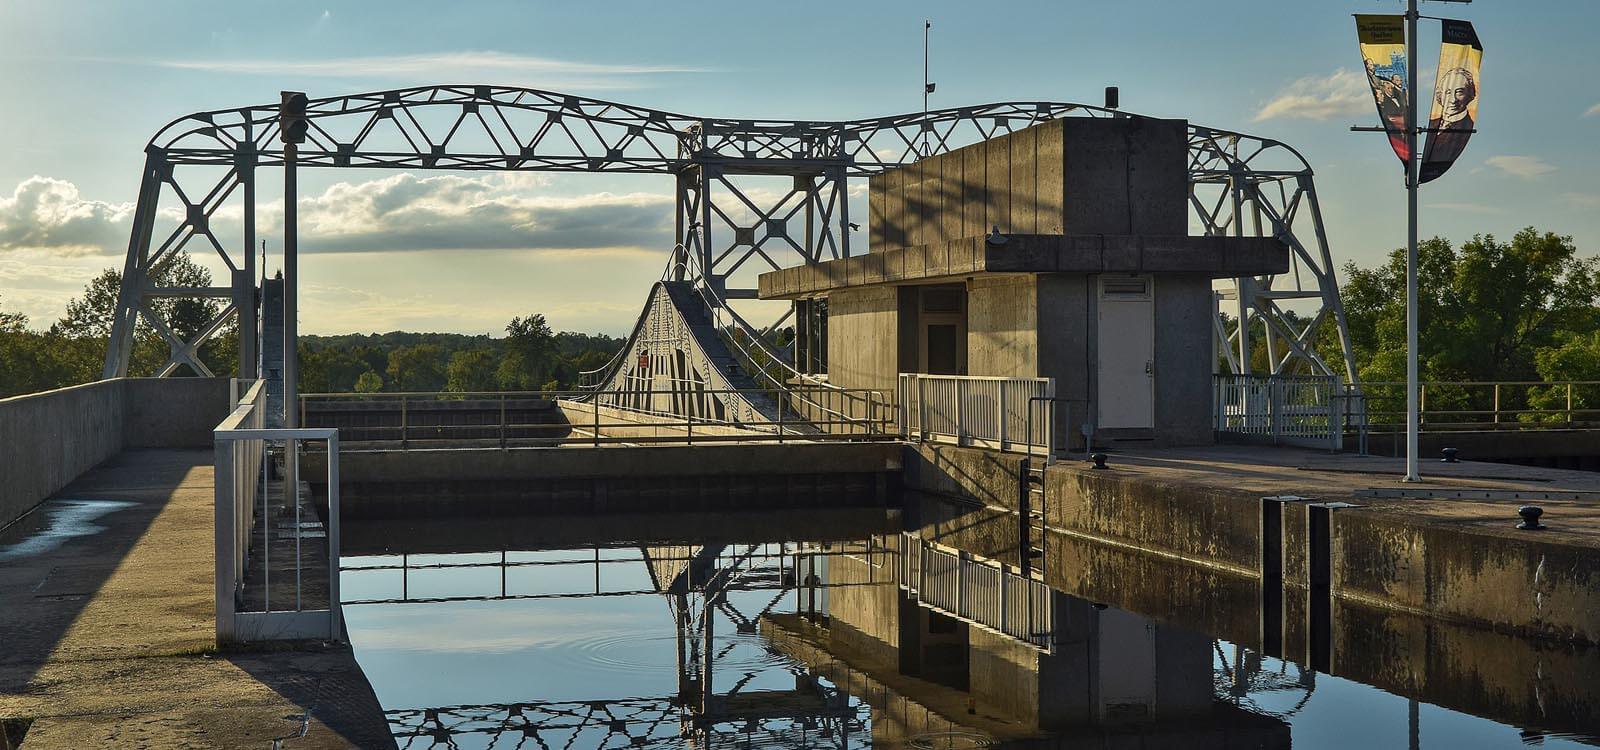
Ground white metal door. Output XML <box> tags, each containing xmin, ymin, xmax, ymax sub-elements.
<box><xmin>1097</xmin><ymin>276</ymin><xmax>1155</xmax><ymax>429</ymax></box>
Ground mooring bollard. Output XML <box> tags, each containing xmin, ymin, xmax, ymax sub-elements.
<box><xmin>1090</xmin><ymin>452</ymin><xmax>1108</xmax><ymax>470</ymax></box>
<box><xmin>1516</xmin><ymin>505</ymin><xmax>1546</xmax><ymax>530</ymax></box>
<box><xmin>1441</xmin><ymin>447</ymin><xmax>1460</xmax><ymax>463</ymax></box>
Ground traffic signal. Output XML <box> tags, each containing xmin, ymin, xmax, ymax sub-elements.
<box><xmin>279</xmin><ymin>91</ymin><xmax>308</xmax><ymax>144</ymax></box>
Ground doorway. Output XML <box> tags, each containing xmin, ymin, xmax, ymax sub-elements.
<box><xmin>917</xmin><ymin>285</ymin><xmax>966</xmax><ymax>375</ymax></box>
<box><xmin>1097</xmin><ymin>275</ymin><xmax>1154</xmax><ymax>429</ymax></box>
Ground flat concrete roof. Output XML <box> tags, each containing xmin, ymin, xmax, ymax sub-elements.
<box><xmin>758</xmin><ymin>233</ymin><xmax>1289</xmax><ymax>299</ymax></box>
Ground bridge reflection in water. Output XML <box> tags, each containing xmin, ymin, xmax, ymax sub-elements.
<box><xmin>339</xmin><ymin>510</ymin><xmax>1307</xmax><ymax>749</ymax></box>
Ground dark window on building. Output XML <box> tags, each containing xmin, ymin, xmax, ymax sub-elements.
<box><xmin>795</xmin><ymin>297</ymin><xmax>829</xmax><ymax>375</ymax></box>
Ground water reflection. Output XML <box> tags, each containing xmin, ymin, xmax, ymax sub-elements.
<box><xmin>340</xmin><ymin>512</ymin><xmax>1599</xmax><ymax>749</ymax></box>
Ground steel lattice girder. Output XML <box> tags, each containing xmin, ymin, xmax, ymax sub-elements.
<box><xmin>106</xmin><ymin>85</ymin><xmax>1354</xmax><ymax>385</ymax></box>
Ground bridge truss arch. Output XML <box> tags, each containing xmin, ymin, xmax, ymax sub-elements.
<box><xmin>105</xmin><ymin>85</ymin><xmax>1355</xmax><ymax>397</ymax></box>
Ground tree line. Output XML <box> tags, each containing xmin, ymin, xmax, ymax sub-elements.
<box><xmin>0</xmin><ymin>255</ymin><xmax>624</xmax><ymax>398</ymax></box>
<box><xmin>4</xmin><ymin>226</ymin><xmax>1596</xmax><ymax>407</ymax></box>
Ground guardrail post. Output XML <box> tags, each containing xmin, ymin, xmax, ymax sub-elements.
<box><xmin>1568</xmin><ymin>383</ymin><xmax>1575</xmax><ymax>426</ymax></box>
<box><xmin>593</xmin><ymin>399</ymin><xmax>600</xmax><ymax>447</ymax></box>
<box><xmin>399</xmin><ymin>396</ymin><xmax>408</xmax><ymax>450</ymax></box>
<box><xmin>1493</xmin><ymin>383</ymin><xmax>1502</xmax><ymax>428</ymax></box>
<box><xmin>326</xmin><ymin>432</ymin><xmax>341</xmax><ymax>641</ymax></box>
<box><xmin>997</xmin><ymin>382</ymin><xmax>1007</xmax><ymax>451</ymax></box>
<box><xmin>955</xmin><ymin>383</ymin><xmax>966</xmax><ymax>446</ymax></box>
<box><xmin>499</xmin><ymin>394</ymin><xmax>507</xmax><ymax>450</ymax></box>
<box><xmin>213</xmin><ymin>437</ymin><xmax>236</xmax><ymax>643</ymax></box>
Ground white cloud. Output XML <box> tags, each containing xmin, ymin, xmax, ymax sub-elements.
<box><xmin>1426</xmin><ymin>202</ymin><xmax>1504</xmax><ymax>214</ymax></box>
<box><xmin>1585</xmin><ymin>103</ymin><xmax>1600</xmax><ymax>118</ymax></box>
<box><xmin>1483</xmin><ymin>155</ymin><xmax>1557</xmax><ymax>179</ymax></box>
<box><xmin>148</xmin><ymin>51</ymin><xmax>705</xmax><ymax>89</ymax></box>
<box><xmin>1563</xmin><ymin>193</ymin><xmax>1600</xmax><ymax>209</ymax></box>
<box><xmin>0</xmin><ymin>173</ymin><xmax>676</xmax><ymax>259</ymax></box>
<box><xmin>0</xmin><ymin>176</ymin><xmax>133</xmax><ymax>256</ymax></box>
<box><xmin>269</xmin><ymin>172</ymin><xmax>675</xmax><ymax>253</ymax></box>
<box><xmin>1254</xmin><ymin>69</ymin><xmax>1371</xmax><ymax>122</ymax></box>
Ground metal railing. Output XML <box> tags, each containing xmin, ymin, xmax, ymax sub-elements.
<box><xmin>901</xmin><ymin>535</ymin><xmax>1053</xmax><ymax>650</ymax></box>
<box><xmin>1214</xmin><ymin>374</ymin><xmax>1346</xmax><ymax>451</ymax></box>
<box><xmin>214</xmin><ymin>379</ymin><xmax>342</xmax><ymax>642</ymax></box>
<box><xmin>1357</xmin><ymin>380</ymin><xmax>1600</xmax><ymax>431</ymax></box>
<box><xmin>898</xmin><ymin>374</ymin><xmax>1057</xmax><ymax>455</ymax></box>
<box><xmin>300</xmin><ymin>385</ymin><xmax>895</xmax><ymax>449</ymax></box>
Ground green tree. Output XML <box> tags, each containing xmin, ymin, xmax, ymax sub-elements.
<box><xmin>299</xmin><ymin>345</ymin><xmax>373</xmax><ymax>393</ymax></box>
<box><xmin>496</xmin><ymin>314</ymin><xmax>558</xmax><ymax>391</ymax></box>
<box><xmin>1338</xmin><ymin>229</ymin><xmax>1599</xmax><ymax>384</ymax></box>
<box><xmin>354</xmin><ymin>370</ymin><xmax>384</xmax><ymax>393</ymax></box>
<box><xmin>446</xmin><ymin>349</ymin><xmax>499</xmax><ymax>393</ymax></box>
<box><xmin>54</xmin><ymin>254</ymin><xmax>233</xmax><ymax>377</ymax></box>
<box><xmin>385</xmin><ymin>344</ymin><xmax>447</xmax><ymax>391</ymax></box>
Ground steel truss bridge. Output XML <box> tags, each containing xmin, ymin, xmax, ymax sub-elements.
<box><xmin>105</xmin><ymin>85</ymin><xmax>1357</xmax><ymax>422</ymax></box>
<box><xmin>348</xmin><ymin>542</ymin><xmax>871</xmax><ymax>749</ymax></box>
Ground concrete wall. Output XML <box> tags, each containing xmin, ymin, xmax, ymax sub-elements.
<box><xmin>1151</xmin><ymin>275</ymin><xmax>1215</xmax><ymax>445</ymax></box>
<box><xmin>870</xmin><ymin>117</ymin><xmax>1188</xmax><ymax>253</ymax></box>
<box><xmin>123</xmin><ymin>377</ymin><xmax>232</xmax><ymax>448</ymax></box>
<box><xmin>826</xmin><ymin>285</ymin><xmax>906</xmax><ymax>395</ymax></box>
<box><xmin>0</xmin><ymin>380</ymin><xmax>124</xmax><ymax>530</ymax></box>
<box><xmin>0</xmin><ymin>377</ymin><xmax>233</xmax><ymax>528</ymax></box>
<box><xmin>966</xmin><ymin>275</ymin><xmax>1038</xmax><ymax>378</ymax></box>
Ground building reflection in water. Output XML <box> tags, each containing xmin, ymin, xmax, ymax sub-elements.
<box><xmin>347</xmin><ymin>516</ymin><xmax>1294</xmax><ymax>748</ymax></box>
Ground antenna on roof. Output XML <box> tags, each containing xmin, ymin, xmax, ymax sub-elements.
<box><xmin>922</xmin><ymin>19</ymin><xmax>935</xmax><ymax>159</ymax></box>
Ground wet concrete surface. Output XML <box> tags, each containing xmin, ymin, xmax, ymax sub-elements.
<box><xmin>0</xmin><ymin>449</ymin><xmax>392</xmax><ymax>749</ymax></box>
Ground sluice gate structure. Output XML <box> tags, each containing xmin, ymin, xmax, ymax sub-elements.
<box><xmin>68</xmin><ymin>84</ymin><xmax>1600</xmax><ymax>654</ymax></box>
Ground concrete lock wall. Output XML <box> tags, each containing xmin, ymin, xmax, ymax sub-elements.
<box><xmin>0</xmin><ymin>377</ymin><xmax>232</xmax><ymax>528</ymax></box>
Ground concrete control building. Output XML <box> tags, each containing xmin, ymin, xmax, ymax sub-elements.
<box><xmin>759</xmin><ymin>116</ymin><xmax>1289</xmax><ymax>445</ymax></box>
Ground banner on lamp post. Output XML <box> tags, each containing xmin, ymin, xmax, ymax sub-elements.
<box><xmin>1355</xmin><ymin>14</ymin><xmax>1410</xmax><ymax>164</ymax></box>
<box><xmin>1419</xmin><ymin>20</ymin><xmax>1483</xmax><ymax>184</ymax></box>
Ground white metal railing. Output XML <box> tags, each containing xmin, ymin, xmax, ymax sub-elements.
<box><xmin>1214</xmin><ymin>374</ymin><xmax>1345</xmax><ymax>450</ymax></box>
<box><xmin>901</xmin><ymin>535</ymin><xmax>1053</xmax><ymax>650</ymax></box>
<box><xmin>214</xmin><ymin>379</ymin><xmax>342</xmax><ymax>642</ymax></box>
<box><xmin>898</xmin><ymin>374</ymin><xmax>1055</xmax><ymax>455</ymax></box>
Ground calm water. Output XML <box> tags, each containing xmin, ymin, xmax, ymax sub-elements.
<box><xmin>339</xmin><ymin>515</ymin><xmax>1600</xmax><ymax>749</ymax></box>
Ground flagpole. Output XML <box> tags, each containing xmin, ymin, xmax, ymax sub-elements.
<box><xmin>1404</xmin><ymin>0</ymin><xmax>1421</xmax><ymax>482</ymax></box>
<box><xmin>922</xmin><ymin>19</ymin><xmax>931</xmax><ymax>158</ymax></box>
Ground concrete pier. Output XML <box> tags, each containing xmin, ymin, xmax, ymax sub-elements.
<box><xmin>0</xmin><ymin>450</ymin><xmax>392</xmax><ymax>749</ymax></box>
<box><xmin>904</xmin><ymin>442</ymin><xmax>1600</xmax><ymax>645</ymax></box>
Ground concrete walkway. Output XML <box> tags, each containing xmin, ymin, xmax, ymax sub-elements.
<box><xmin>0</xmin><ymin>450</ymin><xmax>393</xmax><ymax>749</ymax></box>
<box><xmin>1109</xmin><ymin>444</ymin><xmax>1600</xmax><ymax>545</ymax></box>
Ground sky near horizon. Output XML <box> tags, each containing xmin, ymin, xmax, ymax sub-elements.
<box><xmin>1</xmin><ymin>0</ymin><xmax>1596</xmax><ymax>337</ymax></box>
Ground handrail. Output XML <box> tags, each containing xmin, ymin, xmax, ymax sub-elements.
<box><xmin>1352</xmin><ymin>380</ymin><xmax>1600</xmax><ymax>430</ymax></box>
<box><xmin>214</xmin><ymin>380</ymin><xmax>342</xmax><ymax>643</ymax></box>
<box><xmin>899</xmin><ymin>374</ymin><xmax>1059</xmax><ymax>455</ymax></box>
<box><xmin>299</xmin><ymin>386</ymin><xmax>896</xmax><ymax>449</ymax></box>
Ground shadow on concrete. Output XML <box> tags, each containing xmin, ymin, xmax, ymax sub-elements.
<box><xmin>224</xmin><ymin>644</ymin><xmax>398</xmax><ymax>750</ymax></box>
<box><xmin>0</xmin><ymin>450</ymin><xmax>184</xmax><ymax>692</ymax></box>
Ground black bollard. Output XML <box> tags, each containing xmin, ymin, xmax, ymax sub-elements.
<box><xmin>1090</xmin><ymin>452</ymin><xmax>1108</xmax><ymax>470</ymax></box>
<box><xmin>1516</xmin><ymin>505</ymin><xmax>1546</xmax><ymax>530</ymax></box>
<box><xmin>1441</xmin><ymin>447</ymin><xmax>1460</xmax><ymax>463</ymax></box>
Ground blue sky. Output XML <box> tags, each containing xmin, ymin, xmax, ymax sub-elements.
<box><xmin>1</xmin><ymin>0</ymin><xmax>1595</xmax><ymax>335</ymax></box>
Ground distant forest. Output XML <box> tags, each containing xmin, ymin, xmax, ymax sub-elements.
<box><xmin>4</xmin><ymin>226</ymin><xmax>1596</xmax><ymax>402</ymax></box>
